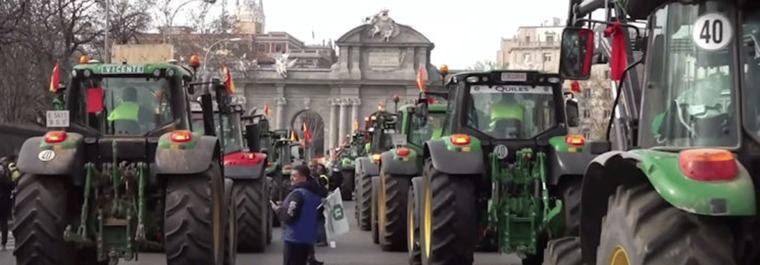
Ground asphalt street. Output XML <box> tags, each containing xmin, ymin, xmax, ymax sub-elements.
<box><xmin>0</xmin><ymin>201</ymin><xmax>520</xmax><ymax>265</ymax></box>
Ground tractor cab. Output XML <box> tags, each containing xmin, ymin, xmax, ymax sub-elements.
<box><xmin>364</xmin><ymin>110</ymin><xmax>399</xmax><ymax>163</ymax></box>
<box><xmin>429</xmin><ymin>70</ymin><xmax>573</xmax><ymax>159</ymax></box>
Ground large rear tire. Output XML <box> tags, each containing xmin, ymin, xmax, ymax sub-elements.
<box><xmin>341</xmin><ymin>169</ymin><xmax>355</xmax><ymax>201</ymax></box>
<box><xmin>164</xmin><ymin>165</ymin><xmax>225</xmax><ymax>265</ymax></box>
<box><xmin>420</xmin><ymin>162</ymin><xmax>477</xmax><ymax>265</ymax></box>
<box><xmin>407</xmin><ymin>177</ymin><xmax>423</xmax><ymax>265</ymax></box>
<box><xmin>379</xmin><ymin>174</ymin><xmax>410</xmax><ymax>251</ymax></box>
<box><xmin>371</xmin><ymin>176</ymin><xmax>380</xmax><ymax>244</ymax></box>
<box><xmin>560</xmin><ymin>178</ymin><xmax>581</xmax><ymax>236</ymax></box>
<box><xmin>595</xmin><ymin>184</ymin><xmax>736</xmax><ymax>265</ymax></box>
<box><xmin>355</xmin><ymin>162</ymin><xmax>373</xmax><ymax>231</ymax></box>
<box><xmin>542</xmin><ymin>237</ymin><xmax>581</xmax><ymax>265</ymax></box>
<box><xmin>232</xmin><ymin>179</ymin><xmax>269</xmax><ymax>252</ymax></box>
<box><xmin>13</xmin><ymin>174</ymin><xmax>77</xmax><ymax>265</ymax></box>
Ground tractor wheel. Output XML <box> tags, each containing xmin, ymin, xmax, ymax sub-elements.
<box><xmin>542</xmin><ymin>237</ymin><xmax>581</xmax><ymax>265</ymax></box>
<box><xmin>407</xmin><ymin>177</ymin><xmax>424</xmax><ymax>265</ymax></box>
<box><xmin>164</xmin><ymin>165</ymin><xmax>225</xmax><ymax>265</ymax></box>
<box><xmin>596</xmin><ymin>184</ymin><xmax>736</xmax><ymax>265</ymax></box>
<box><xmin>341</xmin><ymin>169</ymin><xmax>355</xmax><ymax>201</ymax></box>
<box><xmin>356</xmin><ymin>168</ymin><xmax>373</xmax><ymax>231</ymax></box>
<box><xmin>420</xmin><ymin>162</ymin><xmax>478</xmax><ymax>265</ymax></box>
<box><xmin>232</xmin><ymin>179</ymin><xmax>268</xmax><ymax>252</ymax></box>
<box><xmin>560</xmin><ymin>178</ymin><xmax>581</xmax><ymax>236</ymax></box>
<box><xmin>379</xmin><ymin>174</ymin><xmax>410</xmax><ymax>251</ymax></box>
<box><xmin>371</xmin><ymin>176</ymin><xmax>380</xmax><ymax>244</ymax></box>
<box><xmin>223</xmin><ymin>182</ymin><xmax>238</xmax><ymax>265</ymax></box>
<box><xmin>13</xmin><ymin>174</ymin><xmax>77</xmax><ymax>265</ymax></box>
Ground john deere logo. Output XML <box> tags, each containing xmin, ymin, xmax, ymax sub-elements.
<box><xmin>38</xmin><ymin>150</ymin><xmax>56</xmax><ymax>162</ymax></box>
<box><xmin>494</xmin><ymin>145</ymin><xmax>509</xmax><ymax>159</ymax></box>
<box><xmin>332</xmin><ymin>205</ymin><xmax>345</xmax><ymax>220</ymax></box>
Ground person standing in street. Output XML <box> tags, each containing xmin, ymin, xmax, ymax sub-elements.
<box><xmin>272</xmin><ymin>165</ymin><xmax>326</xmax><ymax>265</ymax></box>
<box><xmin>0</xmin><ymin>156</ymin><xmax>18</xmax><ymax>251</ymax></box>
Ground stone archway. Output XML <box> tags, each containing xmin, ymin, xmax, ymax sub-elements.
<box><xmin>290</xmin><ymin>109</ymin><xmax>325</xmax><ymax>160</ymax></box>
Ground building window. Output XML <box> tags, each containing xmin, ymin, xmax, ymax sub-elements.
<box><xmin>604</xmin><ymin>70</ymin><xmax>611</xmax><ymax>79</ymax></box>
<box><xmin>583</xmin><ymin>110</ymin><xmax>591</xmax><ymax>118</ymax></box>
<box><xmin>274</xmin><ymin>43</ymin><xmax>285</xmax><ymax>53</ymax></box>
<box><xmin>525</xmin><ymin>36</ymin><xmax>531</xmax><ymax>43</ymax></box>
<box><xmin>543</xmin><ymin>53</ymin><xmax>552</xmax><ymax>62</ymax></box>
<box><xmin>546</xmin><ymin>35</ymin><xmax>555</xmax><ymax>43</ymax></box>
<box><xmin>523</xmin><ymin>53</ymin><xmax>532</xmax><ymax>63</ymax></box>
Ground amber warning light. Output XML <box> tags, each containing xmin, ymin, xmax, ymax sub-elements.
<box><xmin>170</xmin><ymin>130</ymin><xmax>193</xmax><ymax>143</ymax></box>
<box><xmin>678</xmin><ymin>149</ymin><xmax>737</xmax><ymax>181</ymax></box>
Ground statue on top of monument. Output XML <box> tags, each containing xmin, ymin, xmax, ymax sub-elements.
<box><xmin>274</xmin><ymin>53</ymin><xmax>298</xmax><ymax>79</ymax></box>
<box><xmin>364</xmin><ymin>9</ymin><xmax>398</xmax><ymax>42</ymax></box>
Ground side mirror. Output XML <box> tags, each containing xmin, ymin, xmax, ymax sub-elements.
<box><xmin>415</xmin><ymin>102</ymin><xmax>429</xmax><ymax>126</ymax></box>
<box><xmin>200</xmin><ymin>94</ymin><xmax>216</xmax><ymax>136</ymax></box>
<box><xmin>565</xmin><ymin>99</ymin><xmax>580</xmax><ymax>127</ymax></box>
<box><xmin>560</xmin><ymin>27</ymin><xmax>595</xmax><ymax>80</ymax></box>
<box><xmin>245</xmin><ymin>124</ymin><xmax>261</xmax><ymax>152</ymax></box>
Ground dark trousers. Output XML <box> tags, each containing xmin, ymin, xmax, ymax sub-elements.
<box><xmin>284</xmin><ymin>241</ymin><xmax>310</xmax><ymax>265</ymax></box>
<box><xmin>0</xmin><ymin>218</ymin><xmax>7</xmax><ymax>246</ymax></box>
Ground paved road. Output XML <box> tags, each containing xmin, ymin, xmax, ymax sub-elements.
<box><xmin>0</xmin><ymin>202</ymin><xmax>520</xmax><ymax>265</ymax></box>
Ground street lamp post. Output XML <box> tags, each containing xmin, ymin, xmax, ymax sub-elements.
<box><xmin>202</xmin><ymin>37</ymin><xmax>243</xmax><ymax>75</ymax></box>
<box><xmin>162</xmin><ymin>0</ymin><xmax>217</xmax><ymax>43</ymax></box>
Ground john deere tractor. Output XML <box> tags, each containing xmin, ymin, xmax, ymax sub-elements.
<box><xmin>13</xmin><ymin>60</ymin><xmax>236</xmax><ymax>265</ymax></box>
<box><xmin>541</xmin><ymin>1</ymin><xmax>760</xmax><ymax>265</ymax></box>
<box><xmin>354</xmin><ymin>110</ymin><xmax>399</xmax><ymax>231</ymax></box>
<box><xmin>406</xmin><ymin>70</ymin><xmax>591</xmax><ymax>265</ymax></box>
<box><xmin>190</xmin><ymin>95</ymin><xmax>272</xmax><ymax>253</ymax></box>
<box><xmin>331</xmin><ymin>131</ymin><xmax>367</xmax><ymax>200</ymax></box>
<box><xmin>372</xmin><ymin>101</ymin><xmax>447</xmax><ymax>251</ymax></box>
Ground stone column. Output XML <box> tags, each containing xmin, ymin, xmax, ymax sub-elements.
<box><xmin>328</xmin><ymin>98</ymin><xmax>339</xmax><ymax>152</ymax></box>
<box><xmin>337</xmin><ymin>98</ymin><xmax>348</xmax><ymax>146</ymax></box>
<box><xmin>350</xmin><ymin>98</ymin><xmax>361</xmax><ymax>132</ymax></box>
<box><xmin>275</xmin><ymin>97</ymin><xmax>287</xmax><ymax>129</ymax></box>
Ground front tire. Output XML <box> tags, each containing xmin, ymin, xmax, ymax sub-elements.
<box><xmin>379</xmin><ymin>174</ymin><xmax>410</xmax><ymax>251</ymax></box>
<box><xmin>355</xmin><ymin>163</ymin><xmax>373</xmax><ymax>231</ymax></box>
<box><xmin>596</xmin><ymin>184</ymin><xmax>736</xmax><ymax>265</ymax></box>
<box><xmin>232</xmin><ymin>179</ymin><xmax>269</xmax><ymax>252</ymax></box>
<box><xmin>13</xmin><ymin>174</ymin><xmax>77</xmax><ymax>265</ymax></box>
<box><xmin>407</xmin><ymin>177</ymin><xmax>423</xmax><ymax>265</ymax></box>
<box><xmin>341</xmin><ymin>169</ymin><xmax>355</xmax><ymax>201</ymax></box>
<box><xmin>371</xmin><ymin>176</ymin><xmax>380</xmax><ymax>244</ymax></box>
<box><xmin>542</xmin><ymin>237</ymin><xmax>581</xmax><ymax>265</ymax></box>
<box><xmin>420</xmin><ymin>162</ymin><xmax>477</xmax><ymax>265</ymax></box>
<box><xmin>164</xmin><ymin>165</ymin><xmax>225</xmax><ymax>265</ymax></box>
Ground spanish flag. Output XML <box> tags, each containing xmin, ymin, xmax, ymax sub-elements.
<box><xmin>222</xmin><ymin>65</ymin><xmax>235</xmax><ymax>94</ymax></box>
<box><xmin>416</xmin><ymin>64</ymin><xmax>427</xmax><ymax>92</ymax></box>
<box><xmin>263</xmin><ymin>104</ymin><xmax>271</xmax><ymax>117</ymax></box>
<box><xmin>49</xmin><ymin>63</ymin><xmax>60</xmax><ymax>93</ymax></box>
<box><xmin>290</xmin><ymin>130</ymin><xmax>299</xmax><ymax>142</ymax></box>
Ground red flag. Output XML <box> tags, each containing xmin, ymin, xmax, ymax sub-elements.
<box><xmin>570</xmin><ymin>81</ymin><xmax>582</xmax><ymax>94</ymax></box>
<box><xmin>416</xmin><ymin>65</ymin><xmax>427</xmax><ymax>92</ymax></box>
<box><xmin>49</xmin><ymin>63</ymin><xmax>60</xmax><ymax>93</ymax></box>
<box><xmin>263</xmin><ymin>104</ymin><xmax>271</xmax><ymax>117</ymax></box>
<box><xmin>604</xmin><ymin>21</ymin><xmax>628</xmax><ymax>81</ymax></box>
<box><xmin>86</xmin><ymin>87</ymin><xmax>104</xmax><ymax>113</ymax></box>
<box><xmin>222</xmin><ymin>65</ymin><xmax>235</xmax><ymax>94</ymax></box>
<box><xmin>303</xmin><ymin>121</ymin><xmax>313</xmax><ymax>145</ymax></box>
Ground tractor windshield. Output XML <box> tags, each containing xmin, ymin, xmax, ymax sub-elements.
<box><xmin>741</xmin><ymin>7</ymin><xmax>760</xmax><ymax>143</ymax></box>
<box><xmin>190</xmin><ymin>112</ymin><xmax>244</xmax><ymax>154</ymax></box>
<box><xmin>466</xmin><ymin>85</ymin><xmax>556</xmax><ymax>139</ymax></box>
<box><xmin>369</xmin><ymin>128</ymin><xmax>395</xmax><ymax>153</ymax></box>
<box><xmin>639</xmin><ymin>2</ymin><xmax>739</xmax><ymax>148</ymax></box>
<box><xmin>73</xmin><ymin>76</ymin><xmax>174</xmax><ymax>135</ymax></box>
<box><xmin>409</xmin><ymin>111</ymin><xmax>446</xmax><ymax>146</ymax></box>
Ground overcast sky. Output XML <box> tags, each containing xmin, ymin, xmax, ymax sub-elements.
<box><xmin>180</xmin><ymin>0</ymin><xmax>569</xmax><ymax>69</ymax></box>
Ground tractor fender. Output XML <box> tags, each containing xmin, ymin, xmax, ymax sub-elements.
<box><xmin>356</xmin><ymin>157</ymin><xmax>379</xmax><ymax>177</ymax></box>
<box><xmin>155</xmin><ymin>134</ymin><xmax>219</xmax><ymax>175</ymax></box>
<box><xmin>16</xmin><ymin>133</ymin><xmax>84</xmax><ymax>178</ymax></box>
<box><xmin>547</xmin><ymin>150</ymin><xmax>595</xmax><ymax>185</ymax></box>
<box><xmin>223</xmin><ymin>153</ymin><xmax>267</xmax><ymax>180</ymax></box>
<box><xmin>578</xmin><ymin>150</ymin><xmax>756</xmax><ymax>264</ymax></box>
<box><xmin>424</xmin><ymin>139</ymin><xmax>484</xmax><ymax>175</ymax></box>
<box><xmin>379</xmin><ymin>150</ymin><xmax>419</xmax><ymax>176</ymax></box>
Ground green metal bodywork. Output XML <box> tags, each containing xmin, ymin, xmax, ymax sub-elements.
<box><xmin>488</xmin><ymin>148</ymin><xmax>561</xmax><ymax>255</ymax></box>
<box><xmin>631</xmin><ymin>149</ymin><xmax>756</xmax><ymax>216</ymax></box>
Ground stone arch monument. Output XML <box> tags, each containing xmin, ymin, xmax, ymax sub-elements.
<box><xmin>239</xmin><ymin>10</ymin><xmax>440</xmax><ymax>156</ymax></box>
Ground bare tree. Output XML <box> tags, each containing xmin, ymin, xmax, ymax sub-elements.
<box><xmin>96</xmin><ymin>0</ymin><xmax>154</xmax><ymax>45</ymax></box>
<box><xmin>467</xmin><ymin>60</ymin><xmax>501</xmax><ymax>71</ymax></box>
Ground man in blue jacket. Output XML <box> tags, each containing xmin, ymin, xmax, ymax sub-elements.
<box><xmin>273</xmin><ymin>165</ymin><xmax>327</xmax><ymax>265</ymax></box>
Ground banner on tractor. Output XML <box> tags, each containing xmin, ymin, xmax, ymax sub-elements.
<box><xmin>324</xmin><ymin>188</ymin><xmax>350</xmax><ymax>240</ymax></box>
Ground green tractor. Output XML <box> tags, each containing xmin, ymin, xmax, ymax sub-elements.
<box><xmin>331</xmin><ymin>131</ymin><xmax>367</xmax><ymax>200</ymax></box>
<box><xmin>373</xmin><ymin>101</ymin><xmax>447</xmax><ymax>251</ymax></box>
<box><xmin>354</xmin><ymin>110</ymin><xmax>399</xmax><ymax>231</ymax></box>
<box><xmin>13</xmin><ymin>61</ymin><xmax>236</xmax><ymax>265</ymax></box>
<box><xmin>190</xmin><ymin>95</ymin><xmax>272</xmax><ymax>253</ymax></box>
<box><xmin>408</xmin><ymin>70</ymin><xmax>592</xmax><ymax>265</ymax></box>
<box><xmin>542</xmin><ymin>0</ymin><xmax>760</xmax><ymax>264</ymax></box>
